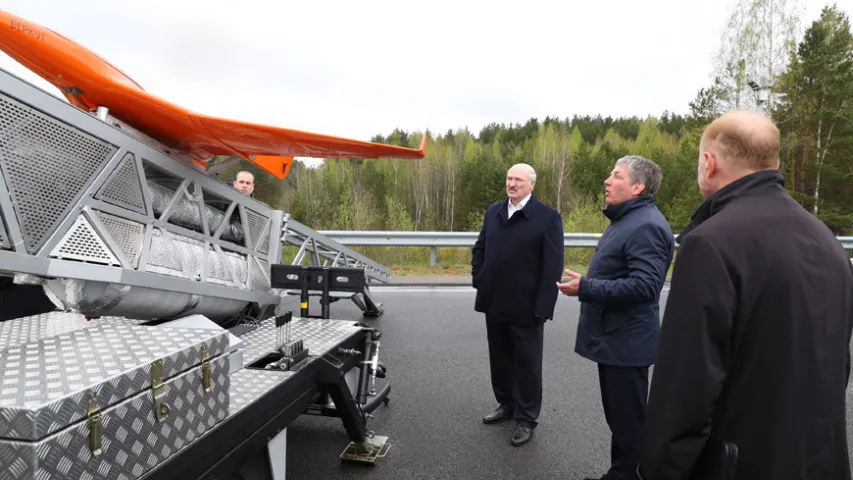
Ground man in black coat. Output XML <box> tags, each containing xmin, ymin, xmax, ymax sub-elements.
<box><xmin>557</xmin><ymin>155</ymin><xmax>674</xmax><ymax>480</ymax></box>
<box><xmin>472</xmin><ymin>162</ymin><xmax>564</xmax><ymax>447</ymax></box>
<box><xmin>638</xmin><ymin>110</ymin><xmax>853</xmax><ymax>480</ymax></box>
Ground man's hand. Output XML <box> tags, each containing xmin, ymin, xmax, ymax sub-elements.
<box><xmin>556</xmin><ymin>268</ymin><xmax>582</xmax><ymax>296</ymax></box>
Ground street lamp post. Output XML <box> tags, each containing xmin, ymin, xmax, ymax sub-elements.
<box><xmin>748</xmin><ymin>80</ymin><xmax>773</xmax><ymax>117</ymax></box>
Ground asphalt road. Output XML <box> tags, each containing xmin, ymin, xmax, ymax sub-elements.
<box><xmin>283</xmin><ymin>286</ymin><xmax>853</xmax><ymax>480</ymax></box>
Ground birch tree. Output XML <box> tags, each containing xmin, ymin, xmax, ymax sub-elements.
<box><xmin>713</xmin><ymin>0</ymin><xmax>803</xmax><ymax>112</ymax></box>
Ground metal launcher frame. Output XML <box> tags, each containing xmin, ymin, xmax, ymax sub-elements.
<box><xmin>0</xmin><ymin>67</ymin><xmax>394</xmax><ymax>479</ymax></box>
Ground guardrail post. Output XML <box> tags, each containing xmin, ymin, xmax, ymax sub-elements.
<box><xmin>429</xmin><ymin>247</ymin><xmax>436</xmax><ymax>268</ymax></box>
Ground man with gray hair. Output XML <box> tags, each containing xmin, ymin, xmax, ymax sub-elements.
<box><xmin>557</xmin><ymin>155</ymin><xmax>674</xmax><ymax>480</ymax></box>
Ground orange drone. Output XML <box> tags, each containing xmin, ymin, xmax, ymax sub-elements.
<box><xmin>0</xmin><ymin>10</ymin><xmax>427</xmax><ymax>179</ymax></box>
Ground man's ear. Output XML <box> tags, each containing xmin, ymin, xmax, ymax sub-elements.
<box><xmin>632</xmin><ymin>182</ymin><xmax>646</xmax><ymax>197</ymax></box>
<box><xmin>705</xmin><ymin>151</ymin><xmax>718</xmax><ymax>178</ymax></box>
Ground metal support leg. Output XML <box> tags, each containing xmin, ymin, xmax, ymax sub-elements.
<box><xmin>359</xmin><ymin>286</ymin><xmax>384</xmax><ymax>318</ymax></box>
<box><xmin>316</xmin><ymin>335</ymin><xmax>391</xmax><ymax>465</ymax></box>
<box><xmin>321</xmin><ymin>267</ymin><xmax>331</xmax><ymax>319</ymax></box>
<box><xmin>234</xmin><ymin>428</ymin><xmax>287</xmax><ymax>480</ymax></box>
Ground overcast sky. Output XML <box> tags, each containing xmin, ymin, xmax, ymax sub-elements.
<box><xmin>0</xmin><ymin>0</ymin><xmax>847</xmax><ymax>158</ymax></box>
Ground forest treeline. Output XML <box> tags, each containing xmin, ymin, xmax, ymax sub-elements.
<box><xmin>216</xmin><ymin>3</ymin><xmax>853</xmax><ymax>266</ymax></box>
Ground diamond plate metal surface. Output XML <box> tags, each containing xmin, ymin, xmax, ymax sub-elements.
<box><xmin>0</xmin><ymin>311</ymin><xmax>149</xmax><ymax>351</ymax></box>
<box><xmin>227</xmin><ymin>369</ymin><xmax>291</xmax><ymax>414</ymax></box>
<box><xmin>0</xmin><ymin>354</ymin><xmax>229</xmax><ymax>480</ymax></box>
<box><xmin>0</xmin><ymin>323</ymin><xmax>228</xmax><ymax>441</ymax></box>
<box><xmin>240</xmin><ymin>317</ymin><xmax>362</xmax><ymax>363</ymax></box>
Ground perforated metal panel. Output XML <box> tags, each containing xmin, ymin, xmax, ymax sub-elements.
<box><xmin>245</xmin><ymin>209</ymin><xmax>267</xmax><ymax>250</ymax></box>
<box><xmin>250</xmin><ymin>256</ymin><xmax>270</xmax><ymax>290</ymax></box>
<box><xmin>0</xmin><ymin>212</ymin><xmax>10</xmax><ymax>249</ymax></box>
<box><xmin>49</xmin><ymin>215</ymin><xmax>120</xmax><ymax>265</ymax></box>
<box><xmin>94</xmin><ymin>152</ymin><xmax>147</xmax><ymax>214</ymax></box>
<box><xmin>95</xmin><ymin>210</ymin><xmax>144</xmax><ymax>268</ymax></box>
<box><xmin>256</xmin><ymin>221</ymin><xmax>270</xmax><ymax>255</ymax></box>
<box><xmin>256</xmin><ymin>257</ymin><xmax>270</xmax><ymax>287</ymax></box>
<box><xmin>0</xmin><ymin>93</ymin><xmax>117</xmax><ymax>253</ymax></box>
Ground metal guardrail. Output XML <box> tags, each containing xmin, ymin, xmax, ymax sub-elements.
<box><xmin>318</xmin><ymin>231</ymin><xmax>601</xmax><ymax>247</ymax></box>
<box><xmin>319</xmin><ymin>230</ymin><xmax>853</xmax><ymax>267</ymax></box>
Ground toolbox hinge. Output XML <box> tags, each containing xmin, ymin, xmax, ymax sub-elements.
<box><xmin>201</xmin><ymin>345</ymin><xmax>211</xmax><ymax>392</ymax></box>
<box><xmin>152</xmin><ymin>359</ymin><xmax>170</xmax><ymax>421</ymax></box>
<box><xmin>87</xmin><ymin>391</ymin><xmax>103</xmax><ymax>456</ymax></box>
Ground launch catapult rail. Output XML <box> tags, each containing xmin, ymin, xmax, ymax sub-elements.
<box><xmin>0</xmin><ymin>67</ymin><xmax>393</xmax><ymax>479</ymax></box>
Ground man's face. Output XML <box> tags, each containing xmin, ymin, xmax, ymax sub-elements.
<box><xmin>235</xmin><ymin>173</ymin><xmax>254</xmax><ymax>196</ymax></box>
<box><xmin>506</xmin><ymin>166</ymin><xmax>533</xmax><ymax>204</ymax></box>
<box><xmin>603</xmin><ymin>163</ymin><xmax>643</xmax><ymax>206</ymax></box>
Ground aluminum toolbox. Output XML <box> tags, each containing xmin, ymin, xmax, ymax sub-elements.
<box><xmin>0</xmin><ymin>314</ymin><xmax>230</xmax><ymax>480</ymax></box>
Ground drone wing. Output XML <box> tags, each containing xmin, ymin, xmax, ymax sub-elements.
<box><xmin>193</xmin><ymin>115</ymin><xmax>428</xmax><ymax>179</ymax></box>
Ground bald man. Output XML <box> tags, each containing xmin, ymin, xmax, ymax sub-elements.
<box><xmin>638</xmin><ymin>111</ymin><xmax>853</xmax><ymax>479</ymax></box>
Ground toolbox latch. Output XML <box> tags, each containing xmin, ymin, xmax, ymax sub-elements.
<box><xmin>152</xmin><ymin>359</ymin><xmax>170</xmax><ymax>421</ymax></box>
<box><xmin>201</xmin><ymin>345</ymin><xmax>211</xmax><ymax>392</ymax></box>
<box><xmin>87</xmin><ymin>391</ymin><xmax>103</xmax><ymax>456</ymax></box>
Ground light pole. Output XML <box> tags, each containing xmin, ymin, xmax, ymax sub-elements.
<box><xmin>748</xmin><ymin>80</ymin><xmax>773</xmax><ymax>117</ymax></box>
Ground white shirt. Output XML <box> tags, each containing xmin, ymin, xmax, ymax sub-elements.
<box><xmin>508</xmin><ymin>193</ymin><xmax>532</xmax><ymax>218</ymax></box>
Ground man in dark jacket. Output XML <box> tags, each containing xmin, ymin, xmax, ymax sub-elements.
<box><xmin>472</xmin><ymin>163</ymin><xmax>564</xmax><ymax>447</ymax></box>
<box><xmin>557</xmin><ymin>155</ymin><xmax>674</xmax><ymax>480</ymax></box>
<box><xmin>638</xmin><ymin>110</ymin><xmax>853</xmax><ymax>480</ymax></box>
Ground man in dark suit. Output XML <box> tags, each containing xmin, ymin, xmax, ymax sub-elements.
<box><xmin>472</xmin><ymin>163</ymin><xmax>564</xmax><ymax>447</ymax></box>
<box><xmin>557</xmin><ymin>155</ymin><xmax>674</xmax><ymax>480</ymax></box>
<box><xmin>638</xmin><ymin>111</ymin><xmax>853</xmax><ymax>479</ymax></box>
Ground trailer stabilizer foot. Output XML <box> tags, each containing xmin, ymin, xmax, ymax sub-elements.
<box><xmin>340</xmin><ymin>434</ymin><xmax>391</xmax><ymax>465</ymax></box>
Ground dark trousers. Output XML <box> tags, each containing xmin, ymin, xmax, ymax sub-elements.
<box><xmin>485</xmin><ymin>317</ymin><xmax>544</xmax><ymax>428</ymax></box>
<box><xmin>598</xmin><ymin>364</ymin><xmax>649</xmax><ymax>480</ymax></box>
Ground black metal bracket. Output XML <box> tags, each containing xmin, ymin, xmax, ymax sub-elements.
<box><xmin>270</xmin><ymin>265</ymin><xmax>383</xmax><ymax>319</ymax></box>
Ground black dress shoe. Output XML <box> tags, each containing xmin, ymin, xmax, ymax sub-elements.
<box><xmin>482</xmin><ymin>405</ymin><xmax>513</xmax><ymax>424</ymax></box>
<box><xmin>511</xmin><ymin>424</ymin><xmax>533</xmax><ymax>446</ymax></box>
